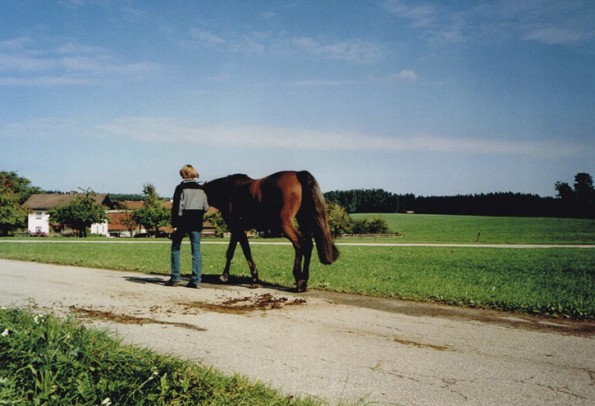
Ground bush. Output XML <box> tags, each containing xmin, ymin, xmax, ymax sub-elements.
<box><xmin>326</xmin><ymin>202</ymin><xmax>352</xmax><ymax>237</ymax></box>
<box><xmin>351</xmin><ymin>217</ymin><xmax>389</xmax><ymax>234</ymax></box>
<box><xmin>326</xmin><ymin>202</ymin><xmax>390</xmax><ymax>236</ymax></box>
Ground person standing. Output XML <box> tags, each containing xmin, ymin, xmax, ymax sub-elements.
<box><xmin>166</xmin><ymin>164</ymin><xmax>209</xmax><ymax>288</ymax></box>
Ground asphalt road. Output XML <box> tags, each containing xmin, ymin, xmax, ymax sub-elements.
<box><xmin>1</xmin><ymin>259</ymin><xmax>594</xmax><ymax>405</ymax></box>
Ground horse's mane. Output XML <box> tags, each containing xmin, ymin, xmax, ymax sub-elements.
<box><xmin>204</xmin><ymin>174</ymin><xmax>247</xmax><ymax>184</ymax></box>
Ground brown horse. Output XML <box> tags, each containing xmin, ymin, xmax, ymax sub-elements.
<box><xmin>204</xmin><ymin>170</ymin><xmax>339</xmax><ymax>292</ymax></box>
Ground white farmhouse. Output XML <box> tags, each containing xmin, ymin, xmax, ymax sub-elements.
<box><xmin>23</xmin><ymin>193</ymin><xmax>112</xmax><ymax>236</ymax></box>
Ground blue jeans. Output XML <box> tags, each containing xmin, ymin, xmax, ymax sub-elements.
<box><xmin>170</xmin><ymin>229</ymin><xmax>202</xmax><ymax>284</ymax></box>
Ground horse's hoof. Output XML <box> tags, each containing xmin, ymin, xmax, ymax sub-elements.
<box><xmin>296</xmin><ymin>280</ymin><xmax>308</xmax><ymax>293</ymax></box>
<box><xmin>219</xmin><ymin>274</ymin><xmax>229</xmax><ymax>283</ymax></box>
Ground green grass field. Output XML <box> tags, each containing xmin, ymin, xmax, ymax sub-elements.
<box><xmin>1</xmin><ymin>214</ymin><xmax>594</xmax><ymax>318</ymax></box>
<box><xmin>351</xmin><ymin>213</ymin><xmax>595</xmax><ymax>244</ymax></box>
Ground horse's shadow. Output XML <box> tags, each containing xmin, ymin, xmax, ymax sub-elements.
<box><xmin>123</xmin><ymin>274</ymin><xmax>294</xmax><ymax>293</ymax></box>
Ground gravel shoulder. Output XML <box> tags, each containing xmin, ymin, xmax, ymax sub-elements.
<box><xmin>1</xmin><ymin>259</ymin><xmax>594</xmax><ymax>405</ymax></box>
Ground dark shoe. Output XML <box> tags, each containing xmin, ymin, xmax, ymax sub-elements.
<box><xmin>165</xmin><ymin>279</ymin><xmax>180</xmax><ymax>287</ymax></box>
<box><xmin>186</xmin><ymin>282</ymin><xmax>199</xmax><ymax>289</ymax></box>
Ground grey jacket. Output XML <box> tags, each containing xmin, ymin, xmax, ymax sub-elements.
<box><xmin>171</xmin><ymin>179</ymin><xmax>209</xmax><ymax>230</ymax></box>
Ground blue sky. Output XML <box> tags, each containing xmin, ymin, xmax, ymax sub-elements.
<box><xmin>1</xmin><ymin>0</ymin><xmax>594</xmax><ymax>198</ymax></box>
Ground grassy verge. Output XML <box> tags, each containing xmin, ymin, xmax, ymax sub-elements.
<box><xmin>0</xmin><ymin>307</ymin><xmax>320</xmax><ymax>405</ymax></box>
<box><xmin>0</xmin><ymin>241</ymin><xmax>593</xmax><ymax>319</ymax></box>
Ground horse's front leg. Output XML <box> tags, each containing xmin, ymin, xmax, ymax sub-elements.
<box><xmin>237</xmin><ymin>231</ymin><xmax>259</xmax><ymax>286</ymax></box>
<box><xmin>221</xmin><ymin>234</ymin><xmax>239</xmax><ymax>283</ymax></box>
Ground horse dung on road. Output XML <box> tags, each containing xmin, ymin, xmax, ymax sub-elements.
<box><xmin>204</xmin><ymin>170</ymin><xmax>339</xmax><ymax>292</ymax></box>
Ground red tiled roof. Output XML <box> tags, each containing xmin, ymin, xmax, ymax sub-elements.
<box><xmin>24</xmin><ymin>193</ymin><xmax>111</xmax><ymax>210</ymax></box>
<box><xmin>114</xmin><ymin>200</ymin><xmax>172</xmax><ymax>210</ymax></box>
<box><xmin>108</xmin><ymin>212</ymin><xmax>137</xmax><ymax>232</ymax></box>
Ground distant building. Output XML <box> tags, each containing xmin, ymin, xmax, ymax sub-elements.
<box><xmin>23</xmin><ymin>193</ymin><xmax>112</xmax><ymax>236</ymax></box>
<box><xmin>23</xmin><ymin>194</ymin><xmax>216</xmax><ymax>237</ymax></box>
<box><xmin>108</xmin><ymin>201</ymin><xmax>147</xmax><ymax>237</ymax></box>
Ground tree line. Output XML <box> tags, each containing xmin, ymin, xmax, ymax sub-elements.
<box><xmin>324</xmin><ymin>172</ymin><xmax>595</xmax><ymax>219</ymax></box>
<box><xmin>2</xmin><ymin>170</ymin><xmax>594</xmax><ymax>237</ymax></box>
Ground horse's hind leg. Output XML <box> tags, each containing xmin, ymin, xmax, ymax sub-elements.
<box><xmin>292</xmin><ymin>225</ymin><xmax>313</xmax><ymax>293</ymax></box>
<box><xmin>292</xmin><ymin>248</ymin><xmax>304</xmax><ymax>291</ymax></box>
<box><xmin>281</xmin><ymin>220</ymin><xmax>307</xmax><ymax>292</ymax></box>
<box><xmin>221</xmin><ymin>234</ymin><xmax>238</xmax><ymax>283</ymax></box>
<box><xmin>237</xmin><ymin>232</ymin><xmax>259</xmax><ymax>285</ymax></box>
<box><xmin>300</xmin><ymin>232</ymin><xmax>313</xmax><ymax>292</ymax></box>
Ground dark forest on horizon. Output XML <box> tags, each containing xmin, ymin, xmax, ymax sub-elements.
<box><xmin>323</xmin><ymin>173</ymin><xmax>595</xmax><ymax>218</ymax></box>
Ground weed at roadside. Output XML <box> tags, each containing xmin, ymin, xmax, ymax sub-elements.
<box><xmin>0</xmin><ymin>307</ymin><xmax>321</xmax><ymax>405</ymax></box>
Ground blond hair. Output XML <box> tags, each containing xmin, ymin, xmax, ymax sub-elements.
<box><xmin>180</xmin><ymin>164</ymin><xmax>199</xmax><ymax>179</ymax></box>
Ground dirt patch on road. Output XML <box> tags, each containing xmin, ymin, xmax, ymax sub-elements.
<box><xmin>69</xmin><ymin>306</ymin><xmax>207</xmax><ymax>332</ymax></box>
<box><xmin>309</xmin><ymin>290</ymin><xmax>595</xmax><ymax>337</ymax></box>
<box><xmin>180</xmin><ymin>293</ymin><xmax>308</xmax><ymax>314</ymax></box>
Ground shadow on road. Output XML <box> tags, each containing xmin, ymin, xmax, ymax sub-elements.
<box><xmin>123</xmin><ymin>273</ymin><xmax>296</xmax><ymax>293</ymax></box>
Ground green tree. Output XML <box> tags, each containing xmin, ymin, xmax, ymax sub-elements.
<box><xmin>0</xmin><ymin>171</ymin><xmax>42</xmax><ymax>203</ymax></box>
<box><xmin>326</xmin><ymin>202</ymin><xmax>352</xmax><ymax>237</ymax></box>
<box><xmin>555</xmin><ymin>172</ymin><xmax>595</xmax><ymax>218</ymax></box>
<box><xmin>48</xmin><ymin>192</ymin><xmax>108</xmax><ymax>237</ymax></box>
<box><xmin>574</xmin><ymin>173</ymin><xmax>595</xmax><ymax>208</ymax></box>
<box><xmin>205</xmin><ymin>210</ymin><xmax>228</xmax><ymax>237</ymax></box>
<box><xmin>0</xmin><ymin>171</ymin><xmax>41</xmax><ymax>236</ymax></box>
<box><xmin>133</xmin><ymin>183</ymin><xmax>169</xmax><ymax>236</ymax></box>
<box><xmin>324</xmin><ymin>188</ymin><xmax>399</xmax><ymax>213</ymax></box>
<box><xmin>0</xmin><ymin>192</ymin><xmax>27</xmax><ymax>236</ymax></box>
<box><xmin>555</xmin><ymin>181</ymin><xmax>574</xmax><ymax>201</ymax></box>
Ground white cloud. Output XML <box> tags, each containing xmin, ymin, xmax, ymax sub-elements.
<box><xmin>259</xmin><ymin>11</ymin><xmax>278</xmax><ymax>20</ymax></box>
<box><xmin>190</xmin><ymin>29</ymin><xmax>226</xmax><ymax>46</ymax></box>
<box><xmin>384</xmin><ymin>0</ymin><xmax>595</xmax><ymax>48</ymax></box>
<box><xmin>523</xmin><ymin>27</ymin><xmax>590</xmax><ymax>45</ymax></box>
<box><xmin>0</xmin><ymin>37</ymin><xmax>158</xmax><ymax>86</ymax></box>
<box><xmin>59</xmin><ymin>55</ymin><xmax>103</xmax><ymax>72</ymax></box>
<box><xmin>0</xmin><ymin>76</ymin><xmax>91</xmax><ymax>86</ymax></box>
<box><xmin>383</xmin><ymin>0</ymin><xmax>465</xmax><ymax>46</ymax></box>
<box><xmin>0</xmin><ymin>117</ymin><xmax>82</xmax><ymax>138</ymax></box>
<box><xmin>0</xmin><ymin>53</ymin><xmax>56</xmax><ymax>72</ymax></box>
<box><xmin>0</xmin><ymin>36</ymin><xmax>32</xmax><ymax>51</ymax></box>
<box><xmin>96</xmin><ymin>116</ymin><xmax>589</xmax><ymax>159</ymax></box>
<box><xmin>287</xmin><ymin>79</ymin><xmax>354</xmax><ymax>87</ymax></box>
<box><xmin>55</xmin><ymin>42</ymin><xmax>104</xmax><ymax>55</ymax></box>
<box><xmin>187</xmin><ymin>28</ymin><xmax>383</xmax><ymax>64</ymax></box>
<box><xmin>383</xmin><ymin>0</ymin><xmax>439</xmax><ymax>28</ymax></box>
<box><xmin>4</xmin><ymin>115</ymin><xmax>585</xmax><ymax>160</ymax></box>
<box><xmin>292</xmin><ymin>37</ymin><xmax>383</xmax><ymax>64</ymax></box>
<box><xmin>391</xmin><ymin>69</ymin><xmax>418</xmax><ymax>81</ymax></box>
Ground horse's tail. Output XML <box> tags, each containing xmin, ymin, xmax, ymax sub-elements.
<box><xmin>297</xmin><ymin>171</ymin><xmax>339</xmax><ymax>265</ymax></box>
